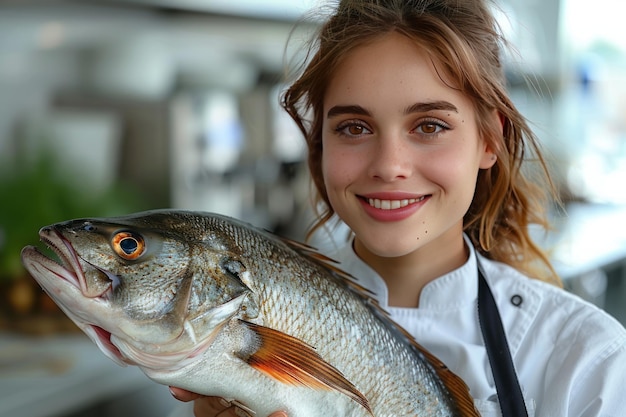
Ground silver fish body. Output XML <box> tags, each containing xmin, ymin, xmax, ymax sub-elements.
<box><xmin>21</xmin><ymin>210</ymin><xmax>478</xmax><ymax>417</ymax></box>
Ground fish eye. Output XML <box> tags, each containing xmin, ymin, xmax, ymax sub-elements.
<box><xmin>111</xmin><ymin>231</ymin><xmax>146</xmax><ymax>260</ymax></box>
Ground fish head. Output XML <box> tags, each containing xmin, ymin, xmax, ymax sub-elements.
<box><xmin>21</xmin><ymin>210</ymin><xmax>253</xmax><ymax>371</ymax></box>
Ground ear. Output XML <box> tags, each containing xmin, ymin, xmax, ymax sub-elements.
<box><xmin>479</xmin><ymin>110</ymin><xmax>503</xmax><ymax>169</ymax></box>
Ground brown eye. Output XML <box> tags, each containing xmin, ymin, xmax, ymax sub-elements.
<box><xmin>335</xmin><ymin>120</ymin><xmax>372</xmax><ymax>137</ymax></box>
<box><xmin>421</xmin><ymin>123</ymin><xmax>437</xmax><ymax>134</ymax></box>
<box><xmin>112</xmin><ymin>231</ymin><xmax>146</xmax><ymax>260</ymax></box>
<box><xmin>415</xmin><ymin>119</ymin><xmax>449</xmax><ymax>136</ymax></box>
<box><xmin>348</xmin><ymin>125</ymin><xmax>365</xmax><ymax>135</ymax></box>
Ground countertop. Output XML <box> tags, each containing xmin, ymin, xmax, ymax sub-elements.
<box><xmin>0</xmin><ymin>332</ymin><xmax>153</xmax><ymax>417</ymax></box>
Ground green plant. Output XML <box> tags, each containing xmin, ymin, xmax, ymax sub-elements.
<box><xmin>0</xmin><ymin>153</ymin><xmax>149</xmax><ymax>281</ymax></box>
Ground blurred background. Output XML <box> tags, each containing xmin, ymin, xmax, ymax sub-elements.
<box><xmin>1</xmin><ymin>0</ymin><xmax>626</xmax><ymax>416</ymax></box>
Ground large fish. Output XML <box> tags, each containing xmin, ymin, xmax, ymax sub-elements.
<box><xmin>21</xmin><ymin>210</ymin><xmax>479</xmax><ymax>417</ymax></box>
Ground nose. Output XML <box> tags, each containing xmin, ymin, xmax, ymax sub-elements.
<box><xmin>367</xmin><ymin>135</ymin><xmax>412</xmax><ymax>182</ymax></box>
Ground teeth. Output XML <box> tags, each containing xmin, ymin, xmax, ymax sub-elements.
<box><xmin>367</xmin><ymin>196</ymin><xmax>426</xmax><ymax>210</ymax></box>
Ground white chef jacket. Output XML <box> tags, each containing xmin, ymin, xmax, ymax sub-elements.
<box><xmin>327</xmin><ymin>236</ymin><xmax>626</xmax><ymax>417</ymax></box>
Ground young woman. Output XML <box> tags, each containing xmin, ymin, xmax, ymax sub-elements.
<box><xmin>170</xmin><ymin>0</ymin><xmax>626</xmax><ymax>415</ymax></box>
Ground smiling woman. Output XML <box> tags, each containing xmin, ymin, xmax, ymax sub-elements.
<box><xmin>282</xmin><ymin>7</ymin><xmax>562</xmax><ymax>293</ymax></box>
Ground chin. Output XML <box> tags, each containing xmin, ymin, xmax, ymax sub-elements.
<box><xmin>358</xmin><ymin>237</ymin><xmax>427</xmax><ymax>259</ymax></box>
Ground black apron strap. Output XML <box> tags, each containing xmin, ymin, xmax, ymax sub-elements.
<box><xmin>477</xmin><ymin>261</ymin><xmax>528</xmax><ymax>417</ymax></box>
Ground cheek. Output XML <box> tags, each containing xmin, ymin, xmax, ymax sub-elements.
<box><xmin>424</xmin><ymin>147</ymin><xmax>480</xmax><ymax>191</ymax></box>
<box><xmin>322</xmin><ymin>147</ymin><xmax>359</xmax><ymax>191</ymax></box>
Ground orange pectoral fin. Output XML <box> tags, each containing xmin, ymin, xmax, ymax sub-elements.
<box><xmin>237</xmin><ymin>321</ymin><xmax>372</xmax><ymax>414</ymax></box>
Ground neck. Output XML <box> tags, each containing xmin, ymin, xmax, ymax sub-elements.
<box><xmin>353</xmin><ymin>232</ymin><xmax>468</xmax><ymax>308</ymax></box>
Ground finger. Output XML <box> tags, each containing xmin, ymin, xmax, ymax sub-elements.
<box><xmin>215</xmin><ymin>405</ymin><xmax>252</xmax><ymax>417</ymax></box>
<box><xmin>170</xmin><ymin>389</ymin><xmax>285</xmax><ymax>417</ymax></box>
<box><xmin>169</xmin><ymin>387</ymin><xmax>203</xmax><ymax>402</ymax></box>
<box><xmin>193</xmin><ymin>397</ymin><xmax>245</xmax><ymax>417</ymax></box>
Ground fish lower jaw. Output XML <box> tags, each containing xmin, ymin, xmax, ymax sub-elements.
<box><xmin>85</xmin><ymin>325</ymin><xmax>127</xmax><ymax>366</ymax></box>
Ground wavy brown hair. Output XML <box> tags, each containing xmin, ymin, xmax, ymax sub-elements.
<box><xmin>281</xmin><ymin>0</ymin><xmax>561</xmax><ymax>286</ymax></box>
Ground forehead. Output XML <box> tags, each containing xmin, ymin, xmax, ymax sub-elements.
<box><xmin>323</xmin><ymin>32</ymin><xmax>469</xmax><ymax>110</ymax></box>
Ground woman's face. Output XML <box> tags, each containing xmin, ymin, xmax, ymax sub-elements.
<box><xmin>322</xmin><ymin>32</ymin><xmax>496</xmax><ymax>260</ymax></box>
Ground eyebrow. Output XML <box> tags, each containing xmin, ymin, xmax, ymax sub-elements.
<box><xmin>326</xmin><ymin>101</ymin><xmax>458</xmax><ymax>119</ymax></box>
<box><xmin>404</xmin><ymin>101</ymin><xmax>458</xmax><ymax>114</ymax></box>
<box><xmin>326</xmin><ymin>105</ymin><xmax>370</xmax><ymax>118</ymax></box>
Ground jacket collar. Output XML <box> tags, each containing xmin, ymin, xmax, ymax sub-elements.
<box><xmin>330</xmin><ymin>234</ymin><xmax>479</xmax><ymax>311</ymax></box>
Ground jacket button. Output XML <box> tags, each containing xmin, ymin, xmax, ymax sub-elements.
<box><xmin>511</xmin><ymin>294</ymin><xmax>523</xmax><ymax>307</ymax></box>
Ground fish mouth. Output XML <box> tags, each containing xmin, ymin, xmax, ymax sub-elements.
<box><xmin>21</xmin><ymin>227</ymin><xmax>124</xmax><ymax>364</ymax></box>
<box><xmin>36</xmin><ymin>225</ymin><xmax>117</xmax><ymax>299</ymax></box>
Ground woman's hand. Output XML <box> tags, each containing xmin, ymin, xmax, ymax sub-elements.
<box><xmin>169</xmin><ymin>387</ymin><xmax>287</xmax><ymax>417</ymax></box>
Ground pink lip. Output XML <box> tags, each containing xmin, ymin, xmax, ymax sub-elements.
<box><xmin>358</xmin><ymin>192</ymin><xmax>430</xmax><ymax>222</ymax></box>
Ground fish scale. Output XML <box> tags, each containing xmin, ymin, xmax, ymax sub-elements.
<box><xmin>211</xmin><ymin>214</ymin><xmax>468</xmax><ymax>415</ymax></box>
<box><xmin>21</xmin><ymin>209</ymin><xmax>479</xmax><ymax>417</ymax></box>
